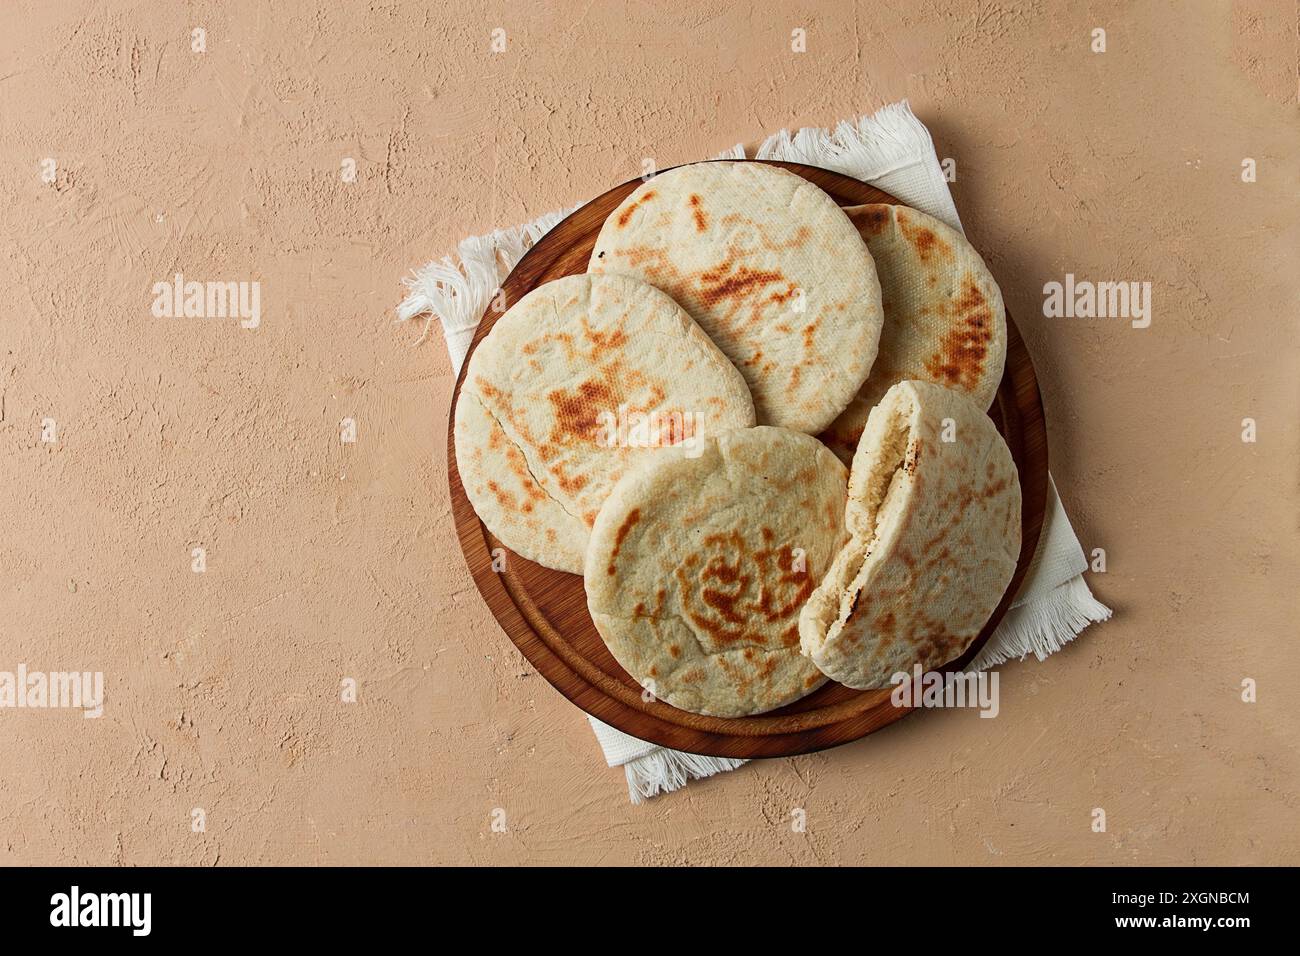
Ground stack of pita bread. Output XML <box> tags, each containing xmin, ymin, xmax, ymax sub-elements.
<box><xmin>455</xmin><ymin>162</ymin><xmax>1021</xmax><ymax>717</ymax></box>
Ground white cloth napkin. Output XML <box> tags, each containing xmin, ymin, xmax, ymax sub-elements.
<box><xmin>402</xmin><ymin>101</ymin><xmax>1111</xmax><ymax>804</ymax></box>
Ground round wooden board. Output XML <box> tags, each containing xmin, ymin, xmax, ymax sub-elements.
<box><xmin>448</xmin><ymin>161</ymin><xmax>1048</xmax><ymax>758</ymax></box>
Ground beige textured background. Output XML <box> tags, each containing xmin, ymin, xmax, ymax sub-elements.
<box><xmin>1</xmin><ymin>1</ymin><xmax>1297</xmax><ymax>866</ymax></box>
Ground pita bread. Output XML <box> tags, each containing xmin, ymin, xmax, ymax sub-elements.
<box><xmin>454</xmin><ymin>273</ymin><xmax>755</xmax><ymax>573</ymax></box>
<box><xmin>821</xmin><ymin>204</ymin><xmax>1007</xmax><ymax>463</ymax></box>
<box><xmin>588</xmin><ymin>162</ymin><xmax>883</xmax><ymax>435</ymax></box>
<box><xmin>587</xmin><ymin>427</ymin><xmax>845</xmax><ymax>717</ymax></box>
<box><xmin>800</xmin><ymin>380</ymin><xmax>1021</xmax><ymax>689</ymax></box>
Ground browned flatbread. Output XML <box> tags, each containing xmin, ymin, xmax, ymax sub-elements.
<box><xmin>588</xmin><ymin>162</ymin><xmax>883</xmax><ymax>435</ymax></box>
<box><xmin>820</xmin><ymin>204</ymin><xmax>1006</xmax><ymax>463</ymax></box>
<box><xmin>587</xmin><ymin>427</ymin><xmax>846</xmax><ymax>717</ymax></box>
<box><xmin>454</xmin><ymin>273</ymin><xmax>755</xmax><ymax>573</ymax></box>
<box><xmin>801</xmin><ymin>380</ymin><xmax>1021</xmax><ymax>689</ymax></box>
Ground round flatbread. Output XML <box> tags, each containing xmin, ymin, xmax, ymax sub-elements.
<box><xmin>588</xmin><ymin>161</ymin><xmax>883</xmax><ymax>435</ymax></box>
<box><xmin>587</xmin><ymin>427</ymin><xmax>846</xmax><ymax>717</ymax></box>
<box><xmin>800</xmin><ymin>380</ymin><xmax>1021</xmax><ymax>689</ymax></box>
<box><xmin>821</xmin><ymin>204</ymin><xmax>1007</xmax><ymax>462</ymax></box>
<box><xmin>454</xmin><ymin>273</ymin><xmax>755</xmax><ymax>573</ymax></box>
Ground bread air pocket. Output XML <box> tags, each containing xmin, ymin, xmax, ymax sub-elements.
<box><xmin>800</xmin><ymin>380</ymin><xmax>1021</xmax><ymax>689</ymax></box>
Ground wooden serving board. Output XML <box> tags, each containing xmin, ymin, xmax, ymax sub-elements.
<box><xmin>448</xmin><ymin>161</ymin><xmax>1048</xmax><ymax>758</ymax></box>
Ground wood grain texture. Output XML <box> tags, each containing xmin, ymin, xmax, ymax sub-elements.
<box><xmin>448</xmin><ymin>161</ymin><xmax>1048</xmax><ymax>758</ymax></box>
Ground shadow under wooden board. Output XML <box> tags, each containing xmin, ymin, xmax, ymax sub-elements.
<box><xmin>448</xmin><ymin>160</ymin><xmax>1048</xmax><ymax>759</ymax></box>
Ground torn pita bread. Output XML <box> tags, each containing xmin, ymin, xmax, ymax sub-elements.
<box><xmin>800</xmin><ymin>380</ymin><xmax>1021</xmax><ymax>689</ymax></box>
